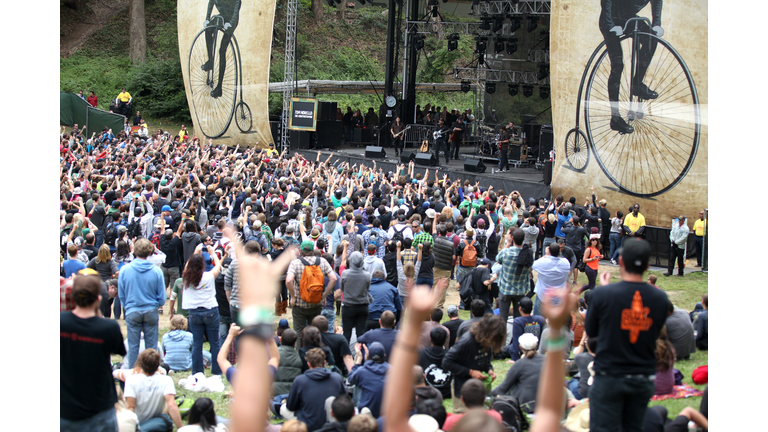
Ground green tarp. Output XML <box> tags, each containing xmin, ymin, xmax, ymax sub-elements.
<box><xmin>60</xmin><ymin>92</ymin><xmax>125</xmax><ymax>136</ymax></box>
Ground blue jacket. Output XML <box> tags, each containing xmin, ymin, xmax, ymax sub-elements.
<box><xmin>162</xmin><ymin>330</ymin><xmax>193</xmax><ymax>370</ymax></box>
<box><xmin>367</xmin><ymin>278</ymin><xmax>403</xmax><ymax>321</ymax></box>
<box><xmin>286</xmin><ymin>368</ymin><xmax>346</xmax><ymax>432</ymax></box>
<box><xmin>118</xmin><ymin>259</ymin><xmax>166</xmax><ymax>315</ymax></box>
<box><xmin>347</xmin><ymin>360</ymin><xmax>390</xmax><ymax>418</ymax></box>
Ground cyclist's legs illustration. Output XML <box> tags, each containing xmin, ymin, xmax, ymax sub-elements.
<box><xmin>599</xmin><ymin>22</ymin><xmax>626</xmax><ymax>119</ymax></box>
<box><xmin>632</xmin><ymin>22</ymin><xmax>658</xmax><ymax>96</ymax></box>
<box><xmin>211</xmin><ymin>31</ymin><xmax>233</xmax><ymax>97</ymax></box>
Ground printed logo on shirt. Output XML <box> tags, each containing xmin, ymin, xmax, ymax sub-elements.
<box><xmin>620</xmin><ymin>291</ymin><xmax>653</xmax><ymax>343</ymax></box>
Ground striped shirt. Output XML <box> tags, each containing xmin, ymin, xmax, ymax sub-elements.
<box><xmin>224</xmin><ymin>259</ymin><xmax>242</xmax><ymax>308</ymax></box>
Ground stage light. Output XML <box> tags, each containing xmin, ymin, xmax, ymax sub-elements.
<box><xmin>486</xmin><ymin>82</ymin><xmax>496</xmax><ymax>94</ymax></box>
<box><xmin>527</xmin><ymin>16</ymin><xmax>538</xmax><ymax>33</ymax></box>
<box><xmin>537</xmin><ymin>64</ymin><xmax>549</xmax><ymax>81</ymax></box>
<box><xmin>428</xmin><ymin>0</ymin><xmax>439</xmax><ymax>6</ymax></box>
<box><xmin>479</xmin><ymin>17</ymin><xmax>492</xmax><ymax>31</ymax></box>
<box><xmin>539</xmin><ymin>85</ymin><xmax>550</xmax><ymax>99</ymax></box>
<box><xmin>447</xmin><ymin>33</ymin><xmax>459</xmax><ymax>51</ymax></box>
<box><xmin>494</xmin><ymin>38</ymin><xmax>505</xmax><ymax>54</ymax></box>
<box><xmin>461</xmin><ymin>80</ymin><xmax>471</xmax><ymax>93</ymax></box>
<box><xmin>508</xmin><ymin>17</ymin><xmax>521</xmax><ymax>33</ymax></box>
<box><xmin>508</xmin><ymin>83</ymin><xmax>519</xmax><ymax>96</ymax></box>
<box><xmin>506</xmin><ymin>38</ymin><xmax>518</xmax><ymax>55</ymax></box>
<box><xmin>475</xmin><ymin>36</ymin><xmax>487</xmax><ymax>53</ymax></box>
<box><xmin>414</xmin><ymin>34</ymin><xmax>425</xmax><ymax>51</ymax></box>
<box><xmin>522</xmin><ymin>85</ymin><xmax>534</xmax><ymax>98</ymax></box>
<box><xmin>492</xmin><ymin>17</ymin><xmax>504</xmax><ymax>33</ymax></box>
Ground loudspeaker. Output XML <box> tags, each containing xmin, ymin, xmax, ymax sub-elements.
<box><xmin>290</xmin><ymin>130</ymin><xmax>311</xmax><ymax>150</ymax></box>
<box><xmin>543</xmin><ymin>160</ymin><xmax>553</xmax><ymax>185</ymax></box>
<box><xmin>318</xmin><ymin>101</ymin><xmax>337</xmax><ymax>122</ymax></box>
<box><xmin>522</xmin><ymin>115</ymin><xmax>536</xmax><ymax>124</ymax></box>
<box><xmin>464</xmin><ymin>159</ymin><xmax>486</xmax><ymax>173</ymax></box>
<box><xmin>415</xmin><ymin>152</ymin><xmax>438</xmax><ymax>167</ymax></box>
<box><xmin>315</xmin><ymin>121</ymin><xmax>342</xmax><ymax>148</ymax></box>
<box><xmin>365</xmin><ymin>146</ymin><xmax>387</xmax><ymax>159</ymax></box>
<box><xmin>538</xmin><ymin>124</ymin><xmax>553</xmax><ymax>162</ymax></box>
<box><xmin>269</xmin><ymin>121</ymin><xmax>281</xmax><ymax>145</ymax></box>
<box><xmin>401</xmin><ymin>151</ymin><xmax>416</xmax><ymax>163</ymax></box>
<box><xmin>509</xmin><ymin>145</ymin><xmax>521</xmax><ymax>161</ymax></box>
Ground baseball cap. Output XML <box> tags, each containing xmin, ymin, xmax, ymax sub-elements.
<box><xmin>285</xmin><ymin>225</ymin><xmax>295</xmax><ymax>233</ymax></box>
<box><xmin>422</xmin><ymin>201</ymin><xmax>430</xmax><ymax>209</ymax></box>
<box><xmin>619</xmin><ymin>238</ymin><xmax>651</xmax><ymax>272</ymax></box>
<box><xmin>477</xmin><ymin>219</ymin><xmax>486</xmax><ymax>228</ymax></box>
<box><xmin>434</xmin><ymin>190</ymin><xmax>441</xmax><ymax>198</ymax></box>
<box><xmin>408</xmin><ymin>414</ymin><xmax>439</xmax><ymax>432</ymax></box>
<box><xmin>278</xmin><ymin>319</ymin><xmax>290</xmax><ymax>329</ymax></box>
<box><xmin>112</xmin><ymin>200</ymin><xmax>122</xmax><ymax>207</ymax></box>
<box><xmin>368</xmin><ymin>342</ymin><xmax>386</xmax><ymax>361</ymax></box>
<box><xmin>479</xmin><ymin>258</ymin><xmax>492</xmax><ymax>267</ymax></box>
<box><xmin>118</xmin><ymin>225</ymin><xmax>128</xmax><ymax>233</ymax></box>
<box><xmin>161</xmin><ymin>205</ymin><xmax>172</xmax><ymax>212</ymax></box>
<box><xmin>398</xmin><ymin>199</ymin><xmax>405</xmax><ymax>205</ymax></box>
<box><xmin>446</xmin><ymin>305</ymin><xmax>459</xmax><ymax>317</ymax></box>
<box><xmin>341</xmin><ymin>197</ymin><xmax>349</xmax><ymax>205</ymax></box>
<box><xmin>160</xmin><ymin>179</ymin><xmax>168</xmax><ymax>186</ymax></box>
<box><xmin>300</xmin><ymin>240</ymin><xmax>314</xmax><ymax>251</ymax></box>
<box><xmin>398</xmin><ymin>214</ymin><xmax>406</xmax><ymax>221</ymax></box>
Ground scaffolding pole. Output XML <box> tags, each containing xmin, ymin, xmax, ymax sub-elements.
<box><xmin>281</xmin><ymin>0</ymin><xmax>298</xmax><ymax>152</ymax></box>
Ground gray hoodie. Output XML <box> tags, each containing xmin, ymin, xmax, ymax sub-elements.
<box><xmin>341</xmin><ymin>252</ymin><xmax>372</xmax><ymax>306</ymax></box>
<box><xmin>181</xmin><ymin>231</ymin><xmax>201</xmax><ymax>263</ymax></box>
<box><xmin>363</xmin><ymin>254</ymin><xmax>387</xmax><ymax>278</ymax></box>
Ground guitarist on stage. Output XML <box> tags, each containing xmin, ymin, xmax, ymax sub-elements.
<box><xmin>498</xmin><ymin>125</ymin><xmax>510</xmax><ymax>171</ymax></box>
<box><xmin>433</xmin><ymin>117</ymin><xmax>451</xmax><ymax>165</ymax></box>
<box><xmin>449</xmin><ymin>116</ymin><xmax>466</xmax><ymax>160</ymax></box>
<box><xmin>391</xmin><ymin>116</ymin><xmax>406</xmax><ymax>157</ymax></box>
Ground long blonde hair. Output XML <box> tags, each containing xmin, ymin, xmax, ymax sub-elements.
<box><xmin>96</xmin><ymin>244</ymin><xmax>112</xmax><ymax>264</ymax></box>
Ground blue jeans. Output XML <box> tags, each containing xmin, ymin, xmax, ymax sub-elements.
<box><xmin>139</xmin><ymin>413</ymin><xmax>173</xmax><ymax>432</ymax></box>
<box><xmin>589</xmin><ymin>373</ymin><xmax>655</xmax><ymax>432</ymax></box>
<box><xmin>542</xmin><ymin>237</ymin><xmax>555</xmax><ymax>255</ymax></box>
<box><xmin>416</xmin><ymin>277</ymin><xmax>434</xmax><ymax>287</ymax></box>
<box><xmin>60</xmin><ymin>406</ymin><xmax>117</xmax><ymax>432</ymax></box>
<box><xmin>126</xmin><ymin>309</ymin><xmax>159</xmax><ymax>368</ymax></box>
<box><xmin>321</xmin><ymin>308</ymin><xmax>337</xmax><ymax>333</ymax></box>
<box><xmin>189</xmin><ymin>307</ymin><xmax>222</xmax><ymax>375</ymax></box>
<box><xmin>113</xmin><ymin>296</ymin><xmax>122</xmax><ymax>319</ymax></box>
<box><xmin>609</xmin><ymin>233</ymin><xmax>622</xmax><ymax>261</ymax></box>
<box><xmin>455</xmin><ymin>266</ymin><xmax>471</xmax><ymax>287</ymax></box>
<box><xmin>567</xmin><ymin>377</ymin><xmax>582</xmax><ymax>400</ymax></box>
<box><xmin>94</xmin><ymin>230</ymin><xmax>104</xmax><ymax>249</ymax></box>
<box><xmin>219</xmin><ymin>313</ymin><xmax>232</xmax><ymax>347</ymax></box>
<box><xmin>533</xmin><ymin>293</ymin><xmax>544</xmax><ymax>317</ymax></box>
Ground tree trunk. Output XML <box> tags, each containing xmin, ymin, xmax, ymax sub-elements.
<box><xmin>129</xmin><ymin>0</ymin><xmax>147</xmax><ymax>63</ymax></box>
<box><xmin>311</xmin><ymin>0</ymin><xmax>324</xmax><ymax>20</ymax></box>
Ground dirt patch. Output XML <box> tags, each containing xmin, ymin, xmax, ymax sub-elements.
<box><xmin>61</xmin><ymin>0</ymin><xmax>129</xmax><ymax>57</ymax></box>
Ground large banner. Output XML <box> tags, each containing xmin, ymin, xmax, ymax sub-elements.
<box><xmin>178</xmin><ymin>0</ymin><xmax>276</xmax><ymax>148</ymax></box>
<box><xmin>550</xmin><ymin>0</ymin><xmax>707</xmax><ymax>226</ymax></box>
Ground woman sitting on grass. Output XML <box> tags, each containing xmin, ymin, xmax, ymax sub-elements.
<box><xmin>178</xmin><ymin>397</ymin><xmax>227</xmax><ymax>432</ymax></box>
<box><xmin>654</xmin><ymin>326</ymin><xmax>677</xmax><ymax>395</ymax></box>
<box><xmin>162</xmin><ymin>315</ymin><xmax>212</xmax><ymax>372</ymax></box>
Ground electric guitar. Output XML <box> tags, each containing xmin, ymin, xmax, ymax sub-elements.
<box><xmin>392</xmin><ymin>125</ymin><xmax>411</xmax><ymax>139</ymax></box>
<box><xmin>433</xmin><ymin>129</ymin><xmax>444</xmax><ymax>140</ymax></box>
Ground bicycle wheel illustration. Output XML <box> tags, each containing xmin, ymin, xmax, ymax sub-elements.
<box><xmin>583</xmin><ymin>33</ymin><xmax>700</xmax><ymax>197</ymax></box>
<box><xmin>564</xmin><ymin>128</ymin><xmax>590</xmax><ymax>172</ymax></box>
<box><xmin>235</xmin><ymin>101</ymin><xmax>252</xmax><ymax>133</ymax></box>
<box><xmin>188</xmin><ymin>26</ymin><xmax>238</xmax><ymax>139</ymax></box>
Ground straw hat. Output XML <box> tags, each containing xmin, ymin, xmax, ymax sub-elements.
<box><xmin>563</xmin><ymin>402</ymin><xmax>590</xmax><ymax>432</ymax></box>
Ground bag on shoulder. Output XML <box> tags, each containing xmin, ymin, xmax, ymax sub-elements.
<box><xmin>458</xmin><ymin>270</ymin><xmax>475</xmax><ymax>310</ymax></box>
<box><xmin>127</xmin><ymin>220</ymin><xmax>142</xmax><ymax>239</ymax></box>
<box><xmin>491</xmin><ymin>395</ymin><xmax>529</xmax><ymax>431</ymax></box>
<box><xmin>103</xmin><ymin>222</ymin><xmax>118</xmax><ymax>246</ymax></box>
<box><xmin>461</xmin><ymin>239</ymin><xmax>477</xmax><ymax>267</ymax></box>
<box><xmin>392</xmin><ymin>225</ymin><xmax>407</xmax><ymax>243</ymax></box>
<box><xmin>299</xmin><ymin>257</ymin><xmax>325</xmax><ymax>304</ymax></box>
<box><xmin>476</xmin><ymin>231</ymin><xmax>488</xmax><ymax>258</ymax></box>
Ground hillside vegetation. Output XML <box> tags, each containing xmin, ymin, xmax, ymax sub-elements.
<box><xmin>60</xmin><ymin>0</ymin><xmax>551</xmax><ymax>126</ymax></box>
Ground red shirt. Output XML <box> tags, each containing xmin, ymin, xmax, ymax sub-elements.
<box><xmin>87</xmin><ymin>95</ymin><xmax>98</xmax><ymax>107</ymax></box>
<box><xmin>443</xmin><ymin>409</ymin><xmax>503</xmax><ymax>431</ymax></box>
<box><xmin>60</xmin><ymin>277</ymin><xmax>75</xmax><ymax>312</ymax></box>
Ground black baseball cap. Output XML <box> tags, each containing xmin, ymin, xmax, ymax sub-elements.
<box><xmin>619</xmin><ymin>238</ymin><xmax>651</xmax><ymax>274</ymax></box>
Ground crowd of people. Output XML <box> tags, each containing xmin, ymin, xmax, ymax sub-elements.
<box><xmin>60</xmin><ymin>124</ymin><xmax>709</xmax><ymax>432</ymax></box>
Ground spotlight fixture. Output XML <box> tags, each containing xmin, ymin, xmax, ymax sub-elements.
<box><xmin>475</xmin><ymin>36</ymin><xmax>488</xmax><ymax>53</ymax></box>
<box><xmin>539</xmin><ymin>85</ymin><xmax>550</xmax><ymax>99</ymax></box>
<box><xmin>508</xmin><ymin>83</ymin><xmax>519</xmax><ymax>97</ymax></box>
<box><xmin>506</xmin><ymin>38</ymin><xmax>518</xmax><ymax>55</ymax></box>
<box><xmin>461</xmin><ymin>80</ymin><xmax>471</xmax><ymax>93</ymax></box>
<box><xmin>492</xmin><ymin>17</ymin><xmax>504</xmax><ymax>33</ymax></box>
<box><xmin>527</xmin><ymin>15</ymin><xmax>538</xmax><ymax>33</ymax></box>
<box><xmin>494</xmin><ymin>38</ymin><xmax>505</xmax><ymax>54</ymax></box>
<box><xmin>508</xmin><ymin>17</ymin><xmax>521</xmax><ymax>33</ymax></box>
<box><xmin>522</xmin><ymin>84</ymin><xmax>534</xmax><ymax>98</ymax></box>
<box><xmin>486</xmin><ymin>82</ymin><xmax>496</xmax><ymax>94</ymax></box>
<box><xmin>537</xmin><ymin>64</ymin><xmax>549</xmax><ymax>81</ymax></box>
<box><xmin>414</xmin><ymin>34</ymin><xmax>425</xmax><ymax>51</ymax></box>
<box><xmin>447</xmin><ymin>33</ymin><xmax>459</xmax><ymax>51</ymax></box>
<box><xmin>479</xmin><ymin>17</ymin><xmax>492</xmax><ymax>31</ymax></box>
<box><xmin>428</xmin><ymin>0</ymin><xmax>439</xmax><ymax>6</ymax></box>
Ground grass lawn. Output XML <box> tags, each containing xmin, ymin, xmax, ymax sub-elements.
<box><xmin>112</xmin><ymin>261</ymin><xmax>707</xmax><ymax>430</ymax></box>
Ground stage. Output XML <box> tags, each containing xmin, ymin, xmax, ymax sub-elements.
<box><xmin>294</xmin><ymin>144</ymin><xmax>551</xmax><ymax>201</ymax></box>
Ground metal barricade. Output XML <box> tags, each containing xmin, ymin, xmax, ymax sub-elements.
<box><xmin>405</xmin><ymin>124</ymin><xmax>436</xmax><ymax>148</ymax></box>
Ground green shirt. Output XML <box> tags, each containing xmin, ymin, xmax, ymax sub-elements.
<box><xmin>172</xmin><ymin>278</ymin><xmax>188</xmax><ymax>318</ymax></box>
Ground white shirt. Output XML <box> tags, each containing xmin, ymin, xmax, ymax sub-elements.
<box><xmin>388</xmin><ymin>223</ymin><xmax>414</xmax><ymax>240</ymax></box>
<box><xmin>178</xmin><ymin>424</ymin><xmax>228</xmax><ymax>432</ymax></box>
<box><xmin>124</xmin><ymin>372</ymin><xmax>175</xmax><ymax>423</ymax></box>
<box><xmin>181</xmin><ymin>271</ymin><xmax>218</xmax><ymax>309</ymax></box>
<box><xmin>531</xmin><ymin>255</ymin><xmax>571</xmax><ymax>296</ymax></box>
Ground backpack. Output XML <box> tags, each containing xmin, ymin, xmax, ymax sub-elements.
<box><xmin>127</xmin><ymin>220</ymin><xmax>142</xmax><ymax>239</ymax></box>
<box><xmin>461</xmin><ymin>239</ymin><xmax>477</xmax><ymax>267</ymax></box>
<box><xmin>392</xmin><ymin>225</ymin><xmax>407</xmax><ymax>243</ymax></box>
<box><xmin>367</xmin><ymin>229</ymin><xmax>382</xmax><ymax>251</ymax></box>
<box><xmin>150</xmin><ymin>230</ymin><xmax>162</xmax><ymax>249</ymax></box>
<box><xmin>298</xmin><ymin>257</ymin><xmax>325</xmax><ymax>304</ymax></box>
<box><xmin>458</xmin><ymin>270</ymin><xmax>475</xmax><ymax>310</ymax></box>
<box><xmin>103</xmin><ymin>222</ymin><xmax>118</xmax><ymax>246</ymax></box>
<box><xmin>491</xmin><ymin>395</ymin><xmax>529</xmax><ymax>432</ymax></box>
<box><xmin>476</xmin><ymin>231</ymin><xmax>488</xmax><ymax>258</ymax></box>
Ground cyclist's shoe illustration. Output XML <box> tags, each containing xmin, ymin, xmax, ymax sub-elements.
<box><xmin>210</xmin><ymin>86</ymin><xmax>223</xmax><ymax>98</ymax></box>
<box><xmin>610</xmin><ymin>116</ymin><xmax>635</xmax><ymax>134</ymax></box>
<box><xmin>201</xmin><ymin>60</ymin><xmax>214</xmax><ymax>72</ymax></box>
<box><xmin>632</xmin><ymin>83</ymin><xmax>658</xmax><ymax>100</ymax></box>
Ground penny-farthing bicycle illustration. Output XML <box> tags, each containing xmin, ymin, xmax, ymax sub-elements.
<box><xmin>188</xmin><ymin>15</ymin><xmax>252</xmax><ymax>139</ymax></box>
<box><xmin>564</xmin><ymin>17</ymin><xmax>701</xmax><ymax>198</ymax></box>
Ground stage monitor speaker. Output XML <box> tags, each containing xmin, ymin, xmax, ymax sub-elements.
<box><xmin>415</xmin><ymin>152</ymin><xmax>438</xmax><ymax>167</ymax></box>
<box><xmin>365</xmin><ymin>146</ymin><xmax>387</xmax><ymax>159</ymax></box>
<box><xmin>543</xmin><ymin>160</ymin><xmax>553</xmax><ymax>185</ymax></box>
<box><xmin>401</xmin><ymin>151</ymin><xmax>416</xmax><ymax>164</ymax></box>
<box><xmin>509</xmin><ymin>146</ymin><xmax>521</xmax><ymax>161</ymax></box>
<box><xmin>464</xmin><ymin>159</ymin><xmax>486</xmax><ymax>173</ymax></box>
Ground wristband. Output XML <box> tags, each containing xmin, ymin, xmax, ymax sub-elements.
<box><xmin>237</xmin><ymin>305</ymin><xmax>273</xmax><ymax>327</ymax></box>
<box><xmin>240</xmin><ymin>324</ymin><xmax>274</xmax><ymax>341</ymax></box>
<box><xmin>547</xmin><ymin>332</ymin><xmax>567</xmax><ymax>352</ymax></box>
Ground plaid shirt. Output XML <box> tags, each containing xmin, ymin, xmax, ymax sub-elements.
<box><xmin>401</xmin><ymin>249</ymin><xmax>417</xmax><ymax>266</ymax></box>
<box><xmin>412</xmin><ymin>231</ymin><xmax>434</xmax><ymax>249</ymax></box>
<box><xmin>495</xmin><ymin>245</ymin><xmax>530</xmax><ymax>296</ymax></box>
<box><xmin>287</xmin><ymin>256</ymin><xmax>334</xmax><ymax>309</ymax></box>
<box><xmin>60</xmin><ymin>276</ymin><xmax>75</xmax><ymax>312</ymax></box>
<box><xmin>362</xmin><ymin>228</ymin><xmax>389</xmax><ymax>258</ymax></box>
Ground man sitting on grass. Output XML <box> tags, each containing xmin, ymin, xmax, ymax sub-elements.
<box><xmin>124</xmin><ymin>348</ymin><xmax>183</xmax><ymax>431</ymax></box>
<box><xmin>441</xmin><ymin>379</ymin><xmax>502</xmax><ymax>431</ymax></box>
